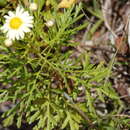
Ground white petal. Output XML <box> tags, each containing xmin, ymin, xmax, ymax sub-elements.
<box><xmin>25</xmin><ymin>23</ymin><xmax>33</xmax><ymax>28</ymax></box>
<box><xmin>8</xmin><ymin>11</ymin><xmax>15</xmax><ymax>17</ymax></box>
<box><xmin>16</xmin><ymin>6</ymin><xmax>20</xmax><ymax>15</ymax></box>
<box><xmin>4</xmin><ymin>15</ymin><xmax>11</xmax><ymax>20</ymax></box>
<box><xmin>21</xmin><ymin>26</ymin><xmax>31</xmax><ymax>33</ymax></box>
<box><xmin>20</xmin><ymin>16</ymin><xmax>33</xmax><ymax>24</ymax></box>
<box><xmin>22</xmin><ymin>11</ymin><xmax>30</xmax><ymax>17</ymax></box>
<box><xmin>1</xmin><ymin>27</ymin><xmax>8</xmax><ymax>33</ymax></box>
<box><xmin>15</xmin><ymin>33</ymin><xmax>20</xmax><ymax>40</ymax></box>
<box><xmin>1</xmin><ymin>24</ymin><xmax>9</xmax><ymax>32</ymax></box>
<box><xmin>27</xmin><ymin>16</ymin><xmax>34</xmax><ymax>20</ymax></box>
<box><xmin>19</xmin><ymin>30</ymin><xmax>25</xmax><ymax>39</ymax></box>
<box><xmin>16</xmin><ymin>6</ymin><xmax>24</xmax><ymax>16</ymax></box>
<box><xmin>26</xmin><ymin>19</ymin><xmax>33</xmax><ymax>23</ymax></box>
<box><xmin>5</xmin><ymin>19</ymin><xmax>10</xmax><ymax>23</ymax></box>
<box><xmin>7</xmin><ymin>31</ymin><xmax>15</xmax><ymax>40</ymax></box>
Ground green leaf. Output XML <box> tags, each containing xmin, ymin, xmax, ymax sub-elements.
<box><xmin>29</xmin><ymin>111</ymin><xmax>40</xmax><ymax>124</ymax></box>
<box><xmin>61</xmin><ymin>116</ymin><xmax>69</xmax><ymax>129</ymax></box>
<box><xmin>34</xmin><ymin>0</ymin><xmax>45</xmax><ymax>11</ymax></box>
<box><xmin>37</xmin><ymin>115</ymin><xmax>47</xmax><ymax>129</ymax></box>
<box><xmin>3</xmin><ymin>114</ymin><xmax>14</xmax><ymax>127</ymax></box>
<box><xmin>0</xmin><ymin>0</ymin><xmax>7</xmax><ymax>7</ymax></box>
<box><xmin>17</xmin><ymin>115</ymin><xmax>22</xmax><ymax>128</ymax></box>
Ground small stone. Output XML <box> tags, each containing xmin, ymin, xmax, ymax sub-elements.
<box><xmin>85</xmin><ymin>40</ymin><xmax>94</xmax><ymax>46</ymax></box>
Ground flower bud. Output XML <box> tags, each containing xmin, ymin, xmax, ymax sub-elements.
<box><xmin>4</xmin><ymin>39</ymin><xmax>13</xmax><ymax>47</ymax></box>
<box><xmin>45</xmin><ymin>19</ymin><xmax>55</xmax><ymax>27</ymax></box>
<box><xmin>29</xmin><ymin>2</ymin><xmax>38</xmax><ymax>11</ymax></box>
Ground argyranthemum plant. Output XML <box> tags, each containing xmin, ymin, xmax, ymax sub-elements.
<box><xmin>0</xmin><ymin>1</ymin><xmax>126</xmax><ymax>130</ymax></box>
<box><xmin>1</xmin><ymin>6</ymin><xmax>33</xmax><ymax>41</ymax></box>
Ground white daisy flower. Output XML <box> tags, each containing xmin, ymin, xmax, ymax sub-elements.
<box><xmin>1</xmin><ymin>6</ymin><xmax>33</xmax><ymax>40</ymax></box>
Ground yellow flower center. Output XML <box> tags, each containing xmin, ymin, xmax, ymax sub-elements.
<box><xmin>9</xmin><ymin>17</ymin><xmax>23</xmax><ymax>29</ymax></box>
